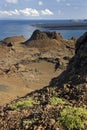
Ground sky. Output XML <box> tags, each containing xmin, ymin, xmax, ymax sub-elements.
<box><xmin>0</xmin><ymin>0</ymin><xmax>87</xmax><ymax>19</ymax></box>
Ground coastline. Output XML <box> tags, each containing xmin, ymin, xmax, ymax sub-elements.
<box><xmin>0</xmin><ymin>20</ymin><xmax>87</xmax><ymax>40</ymax></box>
<box><xmin>33</xmin><ymin>22</ymin><xmax>87</xmax><ymax>30</ymax></box>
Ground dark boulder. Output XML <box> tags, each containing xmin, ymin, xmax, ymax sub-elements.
<box><xmin>7</xmin><ymin>42</ymin><xmax>13</xmax><ymax>47</ymax></box>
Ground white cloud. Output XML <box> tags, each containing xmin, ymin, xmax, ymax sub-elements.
<box><xmin>0</xmin><ymin>9</ymin><xmax>20</xmax><ymax>16</ymax></box>
<box><xmin>19</xmin><ymin>8</ymin><xmax>39</xmax><ymax>16</ymax></box>
<box><xmin>41</xmin><ymin>9</ymin><xmax>53</xmax><ymax>15</ymax></box>
<box><xmin>0</xmin><ymin>8</ymin><xmax>54</xmax><ymax>17</ymax></box>
<box><xmin>0</xmin><ymin>8</ymin><xmax>39</xmax><ymax>17</ymax></box>
<box><xmin>0</xmin><ymin>10</ymin><xmax>12</xmax><ymax>16</ymax></box>
<box><xmin>10</xmin><ymin>9</ymin><xmax>20</xmax><ymax>15</ymax></box>
<box><xmin>5</xmin><ymin>0</ymin><xmax>18</xmax><ymax>4</ymax></box>
<box><xmin>38</xmin><ymin>1</ymin><xmax>43</xmax><ymax>6</ymax></box>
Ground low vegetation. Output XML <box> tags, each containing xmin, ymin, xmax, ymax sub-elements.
<box><xmin>57</xmin><ymin>106</ymin><xmax>87</xmax><ymax>130</ymax></box>
<box><xmin>50</xmin><ymin>96</ymin><xmax>69</xmax><ymax>105</ymax></box>
<box><xmin>9</xmin><ymin>98</ymin><xmax>37</xmax><ymax>110</ymax></box>
<box><xmin>23</xmin><ymin>120</ymin><xmax>33</xmax><ymax>127</ymax></box>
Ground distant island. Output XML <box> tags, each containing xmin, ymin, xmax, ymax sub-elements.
<box><xmin>32</xmin><ymin>20</ymin><xmax>87</xmax><ymax>30</ymax></box>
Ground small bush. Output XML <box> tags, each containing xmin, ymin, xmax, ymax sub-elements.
<box><xmin>50</xmin><ymin>96</ymin><xmax>69</xmax><ymax>106</ymax></box>
<box><xmin>23</xmin><ymin>120</ymin><xmax>32</xmax><ymax>126</ymax></box>
<box><xmin>57</xmin><ymin>106</ymin><xmax>87</xmax><ymax>130</ymax></box>
<box><xmin>9</xmin><ymin>98</ymin><xmax>37</xmax><ymax>110</ymax></box>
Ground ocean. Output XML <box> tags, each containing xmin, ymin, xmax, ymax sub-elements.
<box><xmin>0</xmin><ymin>20</ymin><xmax>87</xmax><ymax>40</ymax></box>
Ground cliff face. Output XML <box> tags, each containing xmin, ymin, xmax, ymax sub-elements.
<box><xmin>67</xmin><ymin>32</ymin><xmax>87</xmax><ymax>83</ymax></box>
<box><xmin>50</xmin><ymin>32</ymin><xmax>87</xmax><ymax>106</ymax></box>
<box><xmin>75</xmin><ymin>32</ymin><xmax>87</xmax><ymax>76</ymax></box>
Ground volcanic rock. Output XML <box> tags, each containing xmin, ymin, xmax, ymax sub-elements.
<box><xmin>24</xmin><ymin>30</ymin><xmax>64</xmax><ymax>49</ymax></box>
<box><xmin>0</xmin><ymin>31</ymin><xmax>86</xmax><ymax>130</ymax></box>
<box><xmin>0</xmin><ymin>30</ymin><xmax>75</xmax><ymax>105</ymax></box>
<box><xmin>28</xmin><ymin>30</ymin><xmax>62</xmax><ymax>41</ymax></box>
<box><xmin>29</xmin><ymin>30</ymin><xmax>49</xmax><ymax>40</ymax></box>
<box><xmin>3</xmin><ymin>35</ymin><xmax>26</xmax><ymax>44</ymax></box>
<box><xmin>50</xmin><ymin>32</ymin><xmax>87</xmax><ymax>106</ymax></box>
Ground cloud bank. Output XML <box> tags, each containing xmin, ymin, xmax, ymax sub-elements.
<box><xmin>0</xmin><ymin>8</ymin><xmax>54</xmax><ymax>17</ymax></box>
<box><xmin>41</xmin><ymin>9</ymin><xmax>53</xmax><ymax>15</ymax></box>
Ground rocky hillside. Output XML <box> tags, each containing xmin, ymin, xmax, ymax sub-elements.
<box><xmin>0</xmin><ymin>35</ymin><xmax>26</xmax><ymax>46</ymax></box>
<box><xmin>0</xmin><ymin>30</ymin><xmax>75</xmax><ymax>105</ymax></box>
<box><xmin>24</xmin><ymin>30</ymin><xmax>74</xmax><ymax>51</ymax></box>
<box><xmin>25</xmin><ymin>29</ymin><xmax>62</xmax><ymax>41</ymax></box>
<box><xmin>0</xmin><ymin>32</ymin><xmax>87</xmax><ymax>130</ymax></box>
<box><xmin>50</xmin><ymin>32</ymin><xmax>87</xmax><ymax>106</ymax></box>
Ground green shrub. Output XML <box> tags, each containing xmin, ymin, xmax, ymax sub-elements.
<box><xmin>23</xmin><ymin>120</ymin><xmax>32</xmax><ymax>126</ymax></box>
<box><xmin>50</xmin><ymin>96</ymin><xmax>69</xmax><ymax>106</ymax></box>
<box><xmin>9</xmin><ymin>98</ymin><xmax>37</xmax><ymax>110</ymax></box>
<box><xmin>57</xmin><ymin>106</ymin><xmax>87</xmax><ymax>130</ymax></box>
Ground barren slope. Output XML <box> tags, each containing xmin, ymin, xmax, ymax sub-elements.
<box><xmin>0</xmin><ymin>30</ymin><xmax>75</xmax><ymax>105</ymax></box>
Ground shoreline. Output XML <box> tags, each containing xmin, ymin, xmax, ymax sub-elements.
<box><xmin>32</xmin><ymin>22</ymin><xmax>87</xmax><ymax>30</ymax></box>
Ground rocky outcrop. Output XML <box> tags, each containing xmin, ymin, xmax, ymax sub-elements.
<box><xmin>0</xmin><ymin>36</ymin><xmax>26</xmax><ymax>47</ymax></box>
<box><xmin>74</xmin><ymin>32</ymin><xmax>87</xmax><ymax>77</ymax></box>
<box><xmin>24</xmin><ymin>30</ymin><xmax>64</xmax><ymax>49</ymax></box>
<box><xmin>29</xmin><ymin>30</ymin><xmax>49</xmax><ymax>40</ymax></box>
<box><xmin>50</xmin><ymin>32</ymin><xmax>87</xmax><ymax>106</ymax></box>
<box><xmin>28</xmin><ymin>30</ymin><xmax>63</xmax><ymax>41</ymax></box>
<box><xmin>23</xmin><ymin>30</ymin><xmax>75</xmax><ymax>66</ymax></box>
<box><xmin>67</xmin><ymin>32</ymin><xmax>87</xmax><ymax>83</ymax></box>
<box><xmin>3</xmin><ymin>35</ymin><xmax>26</xmax><ymax>43</ymax></box>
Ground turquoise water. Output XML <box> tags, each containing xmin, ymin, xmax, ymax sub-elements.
<box><xmin>0</xmin><ymin>20</ymin><xmax>87</xmax><ymax>40</ymax></box>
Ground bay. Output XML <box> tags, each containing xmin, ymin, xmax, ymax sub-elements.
<box><xmin>0</xmin><ymin>20</ymin><xmax>87</xmax><ymax>40</ymax></box>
